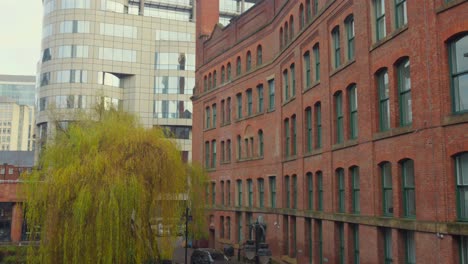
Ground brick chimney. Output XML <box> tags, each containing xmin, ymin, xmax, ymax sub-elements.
<box><xmin>195</xmin><ymin>0</ymin><xmax>219</xmax><ymax>69</ymax></box>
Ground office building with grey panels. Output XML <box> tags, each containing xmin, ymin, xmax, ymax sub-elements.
<box><xmin>37</xmin><ymin>0</ymin><xmax>256</xmax><ymax>160</ymax></box>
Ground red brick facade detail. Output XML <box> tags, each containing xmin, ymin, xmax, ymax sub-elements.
<box><xmin>194</xmin><ymin>0</ymin><xmax>468</xmax><ymax>263</ymax></box>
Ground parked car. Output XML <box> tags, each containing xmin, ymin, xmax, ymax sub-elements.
<box><xmin>190</xmin><ymin>248</ymin><xmax>229</xmax><ymax>264</ymax></box>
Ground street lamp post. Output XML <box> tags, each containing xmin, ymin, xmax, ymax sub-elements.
<box><xmin>245</xmin><ymin>216</ymin><xmax>272</xmax><ymax>264</ymax></box>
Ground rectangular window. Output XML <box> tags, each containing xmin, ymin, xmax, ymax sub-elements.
<box><xmin>258</xmin><ymin>179</ymin><xmax>264</xmax><ymax>208</ymax></box>
<box><xmin>307</xmin><ymin>173</ymin><xmax>313</xmax><ymax>210</ymax></box>
<box><xmin>306</xmin><ymin>108</ymin><xmax>313</xmax><ymax>152</ymax></box>
<box><xmin>237</xmin><ymin>93</ymin><xmax>242</xmax><ymax>119</ymax></box>
<box><xmin>227</xmin><ymin>97</ymin><xmax>231</xmax><ymax>122</ymax></box>
<box><xmin>377</xmin><ymin>70</ymin><xmax>391</xmax><ymax>131</ymax></box>
<box><xmin>227</xmin><ymin>140</ymin><xmax>231</xmax><ymax>161</ymax></box>
<box><xmin>227</xmin><ymin>180</ymin><xmax>231</xmax><ymax>206</ymax></box>
<box><xmin>317</xmin><ymin>172</ymin><xmax>323</xmax><ymax>211</ymax></box>
<box><xmin>375</xmin><ymin>0</ymin><xmax>387</xmax><ymax>41</ymax></box>
<box><xmin>237</xmin><ymin>212</ymin><xmax>242</xmax><ymax>243</ymax></box>
<box><xmin>450</xmin><ymin>35</ymin><xmax>468</xmax><ymax>113</ymax></box>
<box><xmin>212</xmin><ymin>104</ymin><xmax>217</xmax><ymax>128</ymax></box>
<box><xmin>227</xmin><ymin>217</ymin><xmax>231</xmax><ymax>239</ymax></box>
<box><xmin>291</xmin><ymin>64</ymin><xmax>296</xmax><ymax>97</ymax></box>
<box><xmin>349</xmin><ymin>85</ymin><xmax>358</xmax><ymax>139</ymax></box>
<box><xmin>269</xmin><ymin>176</ymin><xmax>276</xmax><ymax>208</ymax></box>
<box><xmin>221</xmin><ymin>181</ymin><xmax>225</xmax><ymax>205</ymax></box>
<box><xmin>315</xmin><ymin>103</ymin><xmax>322</xmax><ymax>148</ymax></box>
<box><xmin>383</xmin><ymin>228</ymin><xmax>393</xmax><ymax>264</ymax></box>
<box><xmin>332</xmin><ymin>28</ymin><xmax>341</xmax><ymax>68</ymax></box>
<box><xmin>313</xmin><ymin>45</ymin><xmax>320</xmax><ymax>81</ymax></box>
<box><xmin>247</xmin><ymin>179</ymin><xmax>253</xmax><ymax>207</ymax></box>
<box><xmin>346</xmin><ymin>16</ymin><xmax>355</xmax><ymax>60</ymax></box>
<box><xmin>285</xmin><ymin>176</ymin><xmax>290</xmax><ymax>208</ymax></box>
<box><xmin>237</xmin><ymin>136</ymin><xmax>242</xmax><ymax>160</ymax></box>
<box><xmin>382</xmin><ymin>162</ymin><xmax>393</xmax><ymax>216</ymax></box>
<box><xmin>317</xmin><ymin>220</ymin><xmax>323</xmax><ymax>264</ymax></box>
<box><xmin>211</xmin><ymin>182</ymin><xmax>216</xmax><ymax>205</ymax></box>
<box><xmin>397</xmin><ymin>59</ymin><xmax>412</xmax><ymax>126</ymax></box>
<box><xmin>402</xmin><ymin>159</ymin><xmax>415</xmax><ymax>218</ymax></box>
<box><xmin>304</xmin><ymin>52</ymin><xmax>311</xmax><ymax>88</ymax></box>
<box><xmin>211</xmin><ymin>140</ymin><xmax>217</xmax><ymax>168</ymax></box>
<box><xmin>221</xmin><ymin>100</ymin><xmax>225</xmax><ymax>125</ymax></box>
<box><xmin>258</xmin><ymin>131</ymin><xmax>264</xmax><ymax>157</ymax></box>
<box><xmin>257</xmin><ymin>84</ymin><xmax>264</xmax><ymax>113</ymax></box>
<box><xmin>285</xmin><ymin>119</ymin><xmax>290</xmax><ymax>157</ymax></box>
<box><xmin>292</xmin><ymin>115</ymin><xmax>297</xmax><ymax>155</ymax></box>
<box><xmin>335</xmin><ymin>93</ymin><xmax>344</xmax><ymax>144</ymax></box>
<box><xmin>460</xmin><ymin>236</ymin><xmax>468</xmax><ymax>264</ymax></box>
<box><xmin>283</xmin><ymin>70</ymin><xmax>290</xmax><ymax>101</ymax></box>
<box><xmin>205</xmin><ymin>141</ymin><xmax>210</xmax><ymax>168</ymax></box>
<box><xmin>337</xmin><ymin>169</ymin><xmax>345</xmax><ymax>213</ymax></box>
<box><xmin>338</xmin><ymin>223</ymin><xmax>345</xmax><ymax>264</ymax></box>
<box><xmin>247</xmin><ymin>89</ymin><xmax>253</xmax><ymax>116</ymax></box>
<box><xmin>395</xmin><ymin>0</ymin><xmax>407</xmax><ymax>29</ymax></box>
<box><xmin>237</xmin><ymin>180</ymin><xmax>242</xmax><ymax>207</ymax></box>
<box><xmin>456</xmin><ymin>153</ymin><xmax>468</xmax><ymax>220</ymax></box>
<box><xmin>352</xmin><ymin>225</ymin><xmax>360</xmax><ymax>264</ymax></box>
<box><xmin>268</xmin><ymin>79</ymin><xmax>275</xmax><ymax>110</ymax></box>
<box><xmin>351</xmin><ymin>167</ymin><xmax>360</xmax><ymax>214</ymax></box>
<box><xmin>404</xmin><ymin>231</ymin><xmax>416</xmax><ymax>264</ymax></box>
<box><xmin>292</xmin><ymin>175</ymin><xmax>298</xmax><ymax>209</ymax></box>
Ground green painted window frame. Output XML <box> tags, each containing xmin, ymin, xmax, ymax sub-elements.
<box><xmin>205</xmin><ymin>107</ymin><xmax>210</xmax><ymax>129</ymax></box>
<box><xmin>449</xmin><ymin>35</ymin><xmax>468</xmax><ymax>113</ymax></box>
<box><xmin>221</xmin><ymin>181</ymin><xmax>225</xmax><ymax>205</ymax></box>
<box><xmin>211</xmin><ymin>140</ymin><xmax>216</xmax><ymax>168</ymax></box>
<box><xmin>237</xmin><ymin>180</ymin><xmax>242</xmax><ymax>207</ymax></box>
<box><xmin>258</xmin><ymin>130</ymin><xmax>264</xmax><ymax>157</ymax></box>
<box><xmin>307</xmin><ymin>172</ymin><xmax>313</xmax><ymax>210</ymax></box>
<box><xmin>221</xmin><ymin>66</ymin><xmax>225</xmax><ymax>84</ymax></box>
<box><xmin>258</xmin><ymin>179</ymin><xmax>264</xmax><ymax>208</ymax></box>
<box><xmin>401</xmin><ymin>159</ymin><xmax>416</xmax><ymax>218</ymax></box>
<box><xmin>313</xmin><ymin>0</ymin><xmax>318</xmax><ymax>16</ymax></box>
<box><xmin>246</xmin><ymin>51</ymin><xmax>252</xmax><ymax>71</ymax></box>
<box><xmin>397</xmin><ymin>58</ymin><xmax>412</xmax><ymax>126</ymax></box>
<box><xmin>257</xmin><ymin>84</ymin><xmax>264</xmax><ymax>113</ymax></box>
<box><xmin>405</xmin><ymin>231</ymin><xmax>416</xmax><ymax>264</ymax></box>
<box><xmin>337</xmin><ymin>169</ymin><xmax>345</xmax><ymax>213</ymax></box>
<box><xmin>292</xmin><ymin>217</ymin><xmax>297</xmax><ymax>257</ymax></box>
<box><xmin>313</xmin><ymin>44</ymin><xmax>320</xmax><ymax>82</ymax></box>
<box><xmin>338</xmin><ymin>223</ymin><xmax>345</xmax><ymax>264</ymax></box>
<box><xmin>212</xmin><ymin>104</ymin><xmax>217</xmax><ymax>128</ymax></box>
<box><xmin>307</xmin><ymin>218</ymin><xmax>313</xmax><ymax>263</ymax></box>
<box><xmin>377</xmin><ymin>69</ymin><xmax>391</xmax><ymax>131</ymax></box>
<box><xmin>293</xmin><ymin>175</ymin><xmax>298</xmax><ymax>209</ymax></box>
<box><xmin>237</xmin><ymin>212</ymin><xmax>242</xmax><ymax>243</ymax></box>
<box><xmin>335</xmin><ymin>92</ymin><xmax>344</xmax><ymax>144</ymax></box>
<box><xmin>204</xmin><ymin>76</ymin><xmax>207</xmax><ymax>91</ymax></box>
<box><xmin>348</xmin><ymin>85</ymin><xmax>358</xmax><ymax>139</ymax></box>
<box><xmin>237</xmin><ymin>135</ymin><xmax>241</xmax><ymax>160</ymax></box>
<box><xmin>292</xmin><ymin>115</ymin><xmax>297</xmax><ymax>155</ymax></box>
<box><xmin>345</xmin><ymin>15</ymin><xmax>355</xmax><ymax>61</ymax></box>
<box><xmin>283</xmin><ymin>70</ymin><xmax>290</xmax><ymax>101</ymax></box>
<box><xmin>291</xmin><ymin>64</ymin><xmax>296</xmax><ymax>97</ymax></box>
<box><xmin>269</xmin><ymin>176</ymin><xmax>277</xmax><ymax>208</ymax></box>
<box><xmin>375</xmin><ymin>0</ymin><xmax>386</xmax><ymax>41</ymax></box>
<box><xmin>351</xmin><ymin>166</ymin><xmax>360</xmax><ymax>214</ymax></box>
<box><xmin>226</xmin><ymin>97</ymin><xmax>231</xmax><ymax>122</ymax></box>
<box><xmin>332</xmin><ymin>27</ymin><xmax>341</xmax><ymax>68</ymax></box>
<box><xmin>236</xmin><ymin>57</ymin><xmax>241</xmax><ymax>76</ymax></box>
<box><xmin>460</xmin><ymin>235</ymin><xmax>468</xmax><ymax>264</ymax></box>
<box><xmin>381</xmin><ymin>162</ymin><xmax>393</xmax><ymax>216</ymax></box>
<box><xmin>317</xmin><ymin>172</ymin><xmax>323</xmax><ymax>211</ymax></box>
<box><xmin>383</xmin><ymin>228</ymin><xmax>393</xmax><ymax>264</ymax></box>
<box><xmin>304</xmin><ymin>52</ymin><xmax>311</xmax><ymax>88</ymax></box>
<box><xmin>268</xmin><ymin>79</ymin><xmax>275</xmax><ymax>110</ymax></box>
<box><xmin>205</xmin><ymin>141</ymin><xmax>210</xmax><ymax>168</ymax></box>
<box><xmin>285</xmin><ymin>118</ymin><xmax>290</xmax><ymax>157</ymax></box>
<box><xmin>315</xmin><ymin>103</ymin><xmax>322</xmax><ymax>148</ymax></box>
<box><xmin>353</xmin><ymin>225</ymin><xmax>360</xmax><ymax>264</ymax></box>
<box><xmin>306</xmin><ymin>0</ymin><xmax>311</xmax><ymax>21</ymax></box>
<box><xmin>306</xmin><ymin>107</ymin><xmax>313</xmax><ymax>152</ymax></box>
<box><xmin>257</xmin><ymin>45</ymin><xmax>262</xmax><ymax>65</ymax></box>
<box><xmin>213</xmin><ymin>71</ymin><xmax>217</xmax><ymax>88</ymax></box>
<box><xmin>211</xmin><ymin>182</ymin><xmax>216</xmax><ymax>205</ymax></box>
<box><xmin>236</xmin><ymin>93</ymin><xmax>242</xmax><ymax>119</ymax></box>
<box><xmin>227</xmin><ymin>63</ymin><xmax>232</xmax><ymax>81</ymax></box>
<box><xmin>456</xmin><ymin>153</ymin><xmax>468</xmax><ymax>221</ymax></box>
<box><xmin>227</xmin><ymin>217</ymin><xmax>231</xmax><ymax>239</ymax></box>
<box><xmin>317</xmin><ymin>220</ymin><xmax>323</xmax><ymax>264</ymax></box>
<box><xmin>247</xmin><ymin>179</ymin><xmax>253</xmax><ymax>207</ymax></box>
<box><xmin>395</xmin><ymin>0</ymin><xmax>407</xmax><ymax>29</ymax></box>
<box><xmin>299</xmin><ymin>4</ymin><xmax>305</xmax><ymax>30</ymax></box>
<box><xmin>227</xmin><ymin>180</ymin><xmax>231</xmax><ymax>206</ymax></box>
<box><xmin>285</xmin><ymin>176</ymin><xmax>290</xmax><ymax>208</ymax></box>
<box><xmin>226</xmin><ymin>139</ymin><xmax>231</xmax><ymax>162</ymax></box>
<box><xmin>220</xmin><ymin>216</ymin><xmax>224</xmax><ymax>238</ymax></box>
<box><xmin>247</xmin><ymin>89</ymin><xmax>253</xmax><ymax>116</ymax></box>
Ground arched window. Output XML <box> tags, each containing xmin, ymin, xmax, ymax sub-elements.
<box><xmin>334</xmin><ymin>91</ymin><xmax>344</xmax><ymax>144</ymax></box>
<box><xmin>449</xmin><ymin>34</ymin><xmax>468</xmax><ymax>113</ymax></box>
<box><xmin>284</xmin><ymin>22</ymin><xmax>289</xmax><ymax>45</ymax></box>
<box><xmin>221</xmin><ymin>66</ymin><xmax>225</xmax><ymax>83</ymax></box>
<box><xmin>213</xmin><ymin>70</ymin><xmax>217</xmax><ymax>88</ymax></box>
<box><xmin>376</xmin><ymin>68</ymin><xmax>390</xmax><ymax>131</ymax></box>
<box><xmin>348</xmin><ymin>84</ymin><xmax>358</xmax><ymax>139</ymax></box>
<box><xmin>332</xmin><ymin>26</ymin><xmax>341</xmax><ymax>68</ymax></box>
<box><xmin>289</xmin><ymin>16</ymin><xmax>294</xmax><ymax>41</ymax></box>
<box><xmin>395</xmin><ymin>57</ymin><xmax>411</xmax><ymax>126</ymax></box>
<box><xmin>258</xmin><ymin>130</ymin><xmax>264</xmax><ymax>156</ymax></box>
<box><xmin>256</xmin><ymin>45</ymin><xmax>262</xmax><ymax>65</ymax></box>
<box><xmin>280</xmin><ymin>27</ymin><xmax>284</xmax><ymax>48</ymax></box>
<box><xmin>227</xmin><ymin>63</ymin><xmax>232</xmax><ymax>81</ymax></box>
<box><xmin>236</xmin><ymin>56</ymin><xmax>241</xmax><ymax>76</ymax></box>
<box><xmin>299</xmin><ymin>4</ymin><xmax>305</xmax><ymax>30</ymax></box>
<box><xmin>246</xmin><ymin>51</ymin><xmax>252</xmax><ymax>71</ymax></box>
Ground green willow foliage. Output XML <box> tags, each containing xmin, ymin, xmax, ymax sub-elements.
<box><xmin>23</xmin><ymin>109</ymin><xmax>207</xmax><ymax>264</ymax></box>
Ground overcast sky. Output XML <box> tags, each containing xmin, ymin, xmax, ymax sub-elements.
<box><xmin>0</xmin><ymin>1</ymin><xmax>43</xmax><ymax>76</ymax></box>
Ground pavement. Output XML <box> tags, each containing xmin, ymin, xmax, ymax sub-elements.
<box><xmin>171</xmin><ymin>238</ymin><xmax>246</xmax><ymax>264</ymax></box>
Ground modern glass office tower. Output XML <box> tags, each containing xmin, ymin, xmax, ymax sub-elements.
<box><xmin>37</xmin><ymin>0</ymin><xmax>255</xmax><ymax>159</ymax></box>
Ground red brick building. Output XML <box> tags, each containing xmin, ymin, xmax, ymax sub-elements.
<box><xmin>192</xmin><ymin>0</ymin><xmax>468</xmax><ymax>263</ymax></box>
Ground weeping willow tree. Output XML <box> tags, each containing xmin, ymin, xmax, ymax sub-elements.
<box><xmin>23</xmin><ymin>108</ymin><xmax>207</xmax><ymax>264</ymax></box>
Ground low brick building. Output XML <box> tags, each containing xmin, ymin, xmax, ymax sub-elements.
<box><xmin>192</xmin><ymin>0</ymin><xmax>468</xmax><ymax>263</ymax></box>
<box><xmin>0</xmin><ymin>151</ymin><xmax>34</xmax><ymax>243</ymax></box>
